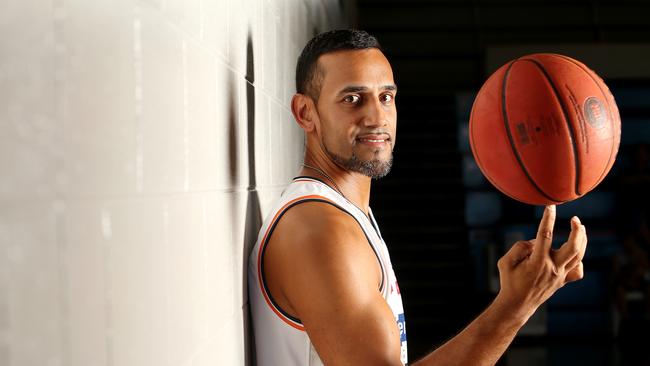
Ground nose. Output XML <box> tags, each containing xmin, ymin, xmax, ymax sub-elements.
<box><xmin>362</xmin><ymin>97</ymin><xmax>389</xmax><ymax>128</ymax></box>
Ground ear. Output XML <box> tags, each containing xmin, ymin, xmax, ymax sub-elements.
<box><xmin>291</xmin><ymin>93</ymin><xmax>318</xmax><ymax>132</ymax></box>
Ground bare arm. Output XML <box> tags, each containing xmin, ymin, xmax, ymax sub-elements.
<box><xmin>413</xmin><ymin>205</ymin><xmax>587</xmax><ymax>366</ymax></box>
<box><xmin>266</xmin><ymin>204</ymin><xmax>587</xmax><ymax>366</ymax></box>
<box><xmin>265</xmin><ymin>202</ymin><xmax>404</xmax><ymax>365</ymax></box>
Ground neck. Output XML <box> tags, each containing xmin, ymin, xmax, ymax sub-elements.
<box><xmin>301</xmin><ymin>153</ymin><xmax>372</xmax><ymax>215</ymax></box>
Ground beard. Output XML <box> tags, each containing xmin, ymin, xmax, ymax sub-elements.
<box><xmin>323</xmin><ymin>140</ymin><xmax>393</xmax><ymax>179</ymax></box>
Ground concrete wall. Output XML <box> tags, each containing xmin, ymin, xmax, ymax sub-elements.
<box><xmin>0</xmin><ymin>0</ymin><xmax>347</xmax><ymax>365</ymax></box>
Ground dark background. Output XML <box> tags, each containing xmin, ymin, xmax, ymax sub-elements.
<box><xmin>355</xmin><ymin>1</ymin><xmax>650</xmax><ymax>365</ymax></box>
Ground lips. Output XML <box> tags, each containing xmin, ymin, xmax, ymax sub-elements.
<box><xmin>356</xmin><ymin>133</ymin><xmax>390</xmax><ymax>143</ymax></box>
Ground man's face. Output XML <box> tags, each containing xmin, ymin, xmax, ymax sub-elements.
<box><xmin>313</xmin><ymin>48</ymin><xmax>397</xmax><ymax>179</ymax></box>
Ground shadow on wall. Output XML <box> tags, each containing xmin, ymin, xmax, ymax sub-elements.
<box><xmin>244</xmin><ymin>32</ymin><xmax>262</xmax><ymax>366</ymax></box>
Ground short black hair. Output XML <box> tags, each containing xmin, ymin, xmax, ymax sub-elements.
<box><xmin>295</xmin><ymin>29</ymin><xmax>382</xmax><ymax>101</ymax></box>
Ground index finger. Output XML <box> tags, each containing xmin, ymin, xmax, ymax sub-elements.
<box><xmin>533</xmin><ymin>205</ymin><xmax>556</xmax><ymax>261</ymax></box>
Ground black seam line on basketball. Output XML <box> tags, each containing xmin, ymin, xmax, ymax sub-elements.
<box><xmin>501</xmin><ymin>59</ymin><xmax>563</xmax><ymax>203</ymax></box>
<box><xmin>470</xmin><ymin>90</ymin><xmax>525</xmax><ymax>201</ymax></box>
<box><xmin>469</xmin><ymin>88</ymin><xmax>510</xmax><ymax>195</ymax></box>
<box><xmin>520</xmin><ymin>57</ymin><xmax>582</xmax><ymax>197</ymax></box>
<box><xmin>552</xmin><ymin>54</ymin><xmax>619</xmax><ymax>192</ymax></box>
<box><xmin>259</xmin><ymin>198</ymin><xmax>387</xmax><ymax>325</ymax></box>
<box><xmin>472</xmin><ymin>72</ymin><xmax>549</xmax><ymax>203</ymax></box>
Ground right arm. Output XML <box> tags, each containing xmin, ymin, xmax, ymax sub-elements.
<box><xmin>412</xmin><ymin>205</ymin><xmax>587</xmax><ymax>366</ymax></box>
<box><xmin>266</xmin><ymin>203</ymin><xmax>586</xmax><ymax>366</ymax></box>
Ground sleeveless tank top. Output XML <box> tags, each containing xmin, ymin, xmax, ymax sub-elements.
<box><xmin>248</xmin><ymin>176</ymin><xmax>408</xmax><ymax>365</ymax></box>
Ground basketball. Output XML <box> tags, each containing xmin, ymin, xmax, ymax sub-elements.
<box><xmin>469</xmin><ymin>53</ymin><xmax>621</xmax><ymax>205</ymax></box>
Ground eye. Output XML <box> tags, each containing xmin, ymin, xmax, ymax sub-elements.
<box><xmin>380</xmin><ymin>93</ymin><xmax>394</xmax><ymax>104</ymax></box>
<box><xmin>343</xmin><ymin>95</ymin><xmax>360</xmax><ymax>104</ymax></box>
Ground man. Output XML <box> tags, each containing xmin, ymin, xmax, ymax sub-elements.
<box><xmin>248</xmin><ymin>29</ymin><xmax>587</xmax><ymax>366</ymax></box>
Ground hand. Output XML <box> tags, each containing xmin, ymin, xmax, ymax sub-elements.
<box><xmin>495</xmin><ymin>205</ymin><xmax>588</xmax><ymax>320</ymax></box>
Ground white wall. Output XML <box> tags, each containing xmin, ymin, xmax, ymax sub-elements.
<box><xmin>0</xmin><ymin>0</ymin><xmax>347</xmax><ymax>365</ymax></box>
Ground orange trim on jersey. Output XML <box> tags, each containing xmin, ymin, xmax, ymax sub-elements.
<box><xmin>256</xmin><ymin>194</ymin><xmax>334</xmax><ymax>331</ymax></box>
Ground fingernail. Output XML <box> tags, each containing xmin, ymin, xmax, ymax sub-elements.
<box><xmin>547</xmin><ymin>205</ymin><xmax>556</xmax><ymax>212</ymax></box>
<box><xmin>572</xmin><ymin>216</ymin><xmax>581</xmax><ymax>225</ymax></box>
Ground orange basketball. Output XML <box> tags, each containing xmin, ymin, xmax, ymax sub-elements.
<box><xmin>469</xmin><ymin>53</ymin><xmax>621</xmax><ymax>205</ymax></box>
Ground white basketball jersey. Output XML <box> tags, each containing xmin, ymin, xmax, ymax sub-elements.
<box><xmin>248</xmin><ymin>176</ymin><xmax>408</xmax><ymax>365</ymax></box>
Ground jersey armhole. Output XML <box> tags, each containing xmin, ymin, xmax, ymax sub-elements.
<box><xmin>258</xmin><ymin>197</ymin><xmax>387</xmax><ymax>328</ymax></box>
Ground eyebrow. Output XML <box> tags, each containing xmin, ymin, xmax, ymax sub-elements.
<box><xmin>336</xmin><ymin>84</ymin><xmax>398</xmax><ymax>96</ymax></box>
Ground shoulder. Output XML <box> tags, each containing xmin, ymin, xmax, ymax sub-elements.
<box><xmin>263</xmin><ymin>200</ymin><xmax>402</xmax><ymax>365</ymax></box>
<box><xmin>273</xmin><ymin>199</ymin><xmax>371</xmax><ymax>263</ymax></box>
<box><xmin>263</xmin><ymin>199</ymin><xmax>382</xmax><ymax>309</ymax></box>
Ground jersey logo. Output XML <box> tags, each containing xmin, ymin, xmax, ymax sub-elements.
<box><xmin>397</xmin><ymin>313</ymin><xmax>407</xmax><ymax>342</ymax></box>
<box><xmin>398</xmin><ymin>312</ymin><xmax>408</xmax><ymax>364</ymax></box>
